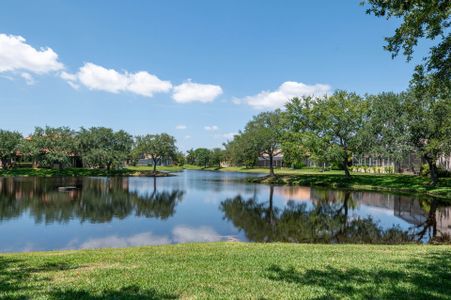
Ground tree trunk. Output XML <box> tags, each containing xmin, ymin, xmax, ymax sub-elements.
<box><xmin>1</xmin><ymin>158</ymin><xmax>8</xmax><ymax>169</ymax></box>
<box><xmin>106</xmin><ymin>162</ymin><xmax>111</xmax><ymax>171</ymax></box>
<box><xmin>153</xmin><ymin>159</ymin><xmax>157</xmax><ymax>173</ymax></box>
<box><xmin>269</xmin><ymin>153</ymin><xmax>275</xmax><ymax>177</ymax></box>
<box><xmin>426</xmin><ymin>156</ymin><xmax>438</xmax><ymax>186</ymax></box>
<box><xmin>343</xmin><ymin>158</ymin><xmax>351</xmax><ymax>178</ymax></box>
<box><xmin>268</xmin><ymin>185</ymin><xmax>275</xmax><ymax>241</ymax></box>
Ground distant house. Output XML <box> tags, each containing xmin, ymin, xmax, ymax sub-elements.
<box><xmin>253</xmin><ymin>149</ymin><xmax>451</xmax><ymax>173</ymax></box>
<box><xmin>256</xmin><ymin>153</ymin><xmax>285</xmax><ymax>168</ymax></box>
<box><xmin>136</xmin><ymin>154</ymin><xmax>173</xmax><ymax>167</ymax></box>
<box><xmin>438</xmin><ymin>155</ymin><xmax>451</xmax><ymax>171</ymax></box>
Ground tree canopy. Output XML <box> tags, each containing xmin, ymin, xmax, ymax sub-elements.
<box><xmin>78</xmin><ymin>127</ymin><xmax>133</xmax><ymax>170</ymax></box>
<box><xmin>0</xmin><ymin>130</ymin><xmax>22</xmax><ymax>169</ymax></box>
<box><xmin>135</xmin><ymin>134</ymin><xmax>177</xmax><ymax>172</ymax></box>
<box><xmin>364</xmin><ymin>0</ymin><xmax>450</xmax><ymax>93</ymax></box>
<box><xmin>284</xmin><ymin>91</ymin><xmax>368</xmax><ymax>177</ymax></box>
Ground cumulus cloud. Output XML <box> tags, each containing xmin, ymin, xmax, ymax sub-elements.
<box><xmin>62</xmin><ymin>62</ymin><xmax>172</xmax><ymax>97</ymax></box>
<box><xmin>176</xmin><ymin>124</ymin><xmax>187</xmax><ymax>130</ymax></box>
<box><xmin>20</xmin><ymin>72</ymin><xmax>34</xmax><ymax>85</ymax></box>
<box><xmin>0</xmin><ymin>33</ymin><xmax>64</xmax><ymax>75</ymax></box>
<box><xmin>204</xmin><ymin>125</ymin><xmax>219</xmax><ymax>131</ymax></box>
<box><xmin>60</xmin><ymin>71</ymin><xmax>80</xmax><ymax>89</ymax></box>
<box><xmin>172</xmin><ymin>80</ymin><xmax>223</xmax><ymax>103</ymax></box>
<box><xmin>243</xmin><ymin>81</ymin><xmax>331</xmax><ymax>109</ymax></box>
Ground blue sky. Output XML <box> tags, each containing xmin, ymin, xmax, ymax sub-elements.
<box><xmin>0</xmin><ymin>0</ymin><xmax>428</xmax><ymax>151</ymax></box>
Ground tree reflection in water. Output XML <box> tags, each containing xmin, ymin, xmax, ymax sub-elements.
<box><xmin>416</xmin><ymin>198</ymin><xmax>450</xmax><ymax>243</ymax></box>
<box><xmin>221</xmin><ymin>185</ymin><xmax>448</xmax><ymax>244</ymax></box>
<box><xmin>0</xmin><ymin>177</ymin><xmax>184</xmax><ymax>223</ymax></box>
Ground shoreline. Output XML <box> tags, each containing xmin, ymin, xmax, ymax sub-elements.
<box><xmin>246</xmin><ymin>173</ymin><xmax>451</xmax><ymax>200</ymax></box>
<box><xmin>0</xmin><ymin>167</ymin><xmax>180</xmax><ymax>178</ymax></box>
<box><xmin>185</xmin><ymin>166</ymin><xmax>451</xmax><ymax>200</ymax></box>
<box><xmin>1</xmin><ymin>166</ymin><xmax>450</xmax><ymax>200</ymax></box>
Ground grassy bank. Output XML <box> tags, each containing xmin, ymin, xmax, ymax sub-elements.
<box><xmin>0</xmin><ymin>243</ymin><xmax>450</xmax><ymax>299</ymax></box>
<box><xmin>0</xmin><ymin>165</ymin><xmax>183</xmax><ymax>177</ymax></box>
<box><xmin>183</xmin><ymin>164</ymin><xmax>345</xmax><ymax>175</ymax></box>
<box><xmin>185</xmin><ymin>165</ymin><xmax>451</xmax><ymax>199</ymax></box>
<box><xmin>255</xmin><ymin>173</ymin><xmax>451</xmax><ymax>199</ymax></box>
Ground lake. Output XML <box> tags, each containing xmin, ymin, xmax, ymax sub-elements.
<box><xmin>0</xmin><ymin>170</ymin><xmax>449</xmax><ymax>252</ymax></box>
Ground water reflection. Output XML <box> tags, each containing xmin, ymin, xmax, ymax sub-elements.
<box><xmin>221</xmin><ymin>185</ymin><xmax>450</xmax><ymax>243</ymax></box>
<box><xmin>0</xmin><ymin>171</ymin><xmax>450</xmax><ymax>252</ymax></box>
<box><xmin>0</xmin><ymin>177</ymin><xmax>184</xmax><ymax>223</ymax></box>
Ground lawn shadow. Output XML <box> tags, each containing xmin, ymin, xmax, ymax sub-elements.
<box><xmin>0</xmin><ymin>256</ymin><xmax>177</xmax><ymax>300</ymax></box>
<box><xmin>0</xmin><ymin>257</ymin><xmax>79</xmax><ymax>299</ymax></box>
<box><xmin>265</xmin><ymin>251</ymin><xmax>451</xmax><ymax>299</ymax></box>
<box><xmin>49</xmin><ymin>285</ymin><xmax>177</xmax><ymax>300</ymax></box>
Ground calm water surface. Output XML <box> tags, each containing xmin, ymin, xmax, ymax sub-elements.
<box><xmin>0</xmin><ymin>170</ymin><xmax>449</xmax><ymax>252</ymax></box>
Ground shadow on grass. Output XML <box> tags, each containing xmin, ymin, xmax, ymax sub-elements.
<box><xmin>0</xmin><ymin>257</ymin><xmax>176</xmax><ymax>300</ymax></box>
<box><xmin>265</xmin><ymin>251</ymin><xmax>451</xmax><ymax>299</ymax></box>
<box><xmin>49</xmin><ymin>286</ymin><xmax>176</xmax><ymax>300</ymax></box>
<box><xmin>0</xmin><ymin>258</ymin><xmax>77</xmax><ymax>298</ymax></box>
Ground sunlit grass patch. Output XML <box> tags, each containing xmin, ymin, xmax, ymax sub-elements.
<box><xmin>0</xmin><ymin>243</ymin><xmax>450</xmax><ymax>299</ymax></box>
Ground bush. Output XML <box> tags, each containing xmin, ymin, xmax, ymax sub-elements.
<box><xmin>420</xmin><ymin>164</ymin><xmax>430</xmax><ymax>177</ymax></box>
<box><xmin>420</xmin><ymin>163</ymin><xmax>451</xmax><ymax>178</ymax></box>
<box><xmin>385</xmin><ymin>166</ymin><xmax>395</xmax><ymax>174</ymax></box>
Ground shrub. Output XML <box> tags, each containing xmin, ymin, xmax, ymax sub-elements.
<box><xmin>420</xmin><ymin>164</ymin><xmax>429</xmax><ymax>177</ymax></box>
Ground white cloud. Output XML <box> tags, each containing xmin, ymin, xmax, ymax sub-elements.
<box><xmin>176</xmin><ymin>124</ymin><xmax>187</xmax><ymax>130</ymax></box>
<box><xmin>184</xmin><ymin>135</ymin><xmax>191</xmax><ymax>139</ymax></box>
<box><xmin>0</xmin><ymin>33</ymin><xmax>63</xmax><ymax>74</ymax></box>
<box><xmin>62</xmin><ymin>62</ymin><xmax>172</xmax><ymax>97</ymax></box>
<box><xmin>60</xmin><ymin>70</ymin><xmax>77</xmax><ymax>81</ymax></box>
<box><xmin>204</xmin><ymin>125</ymin><xmax>219</xmax><ymax>131</ymax></box>
<box><xmin>20</xmin><ymin>72</ymin><xmax>34</xmax><ymax>85</ymax></box>
<box><xmin>172</xmin><ymin>80</ymin><xmax>223</xmax><ymax>103</ymax></box>
<box><xmin>243</xmin><ymin>81</ymin><xmax>331</xmax><ymax>109</ymax></box>
<box><xmin>60</xmin><ymin>71</ymin><xmax>80</xmax><ymax>89</ymax></box>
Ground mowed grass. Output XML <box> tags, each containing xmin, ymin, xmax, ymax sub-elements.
<box><xmin>183</xmin><ymin>165</ymin><xmax>346</xmax><ymax>175</ymax></box>
<box><xmin>0</xmin><ymin>243</ymin><xmax>450</xmax><ymax>299</ymax></box>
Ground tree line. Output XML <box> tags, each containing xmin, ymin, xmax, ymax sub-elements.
<box><xmin>0</xmin><ymin>127</ymin><xmax>182</xmax><ymax>172</ymax></box>
<box><xmin>218</xmin><ymin>86</ymin><xmax>449</xmax><ymax>184</ymax></box>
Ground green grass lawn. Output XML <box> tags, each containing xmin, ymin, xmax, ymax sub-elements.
<box><xmin>0</xmin><ymin>243</ymin><xmax>450</xmax><ymax>299</ymax></box>
<box><xmin>280</xmin><ymin>172</ymin><xmax>451</xmax><ymax>199</ymax></box>
<box><xmin>183</xmin><ymin>164</ymin><xmax>345</xmax><ymax>175</ymax></box>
